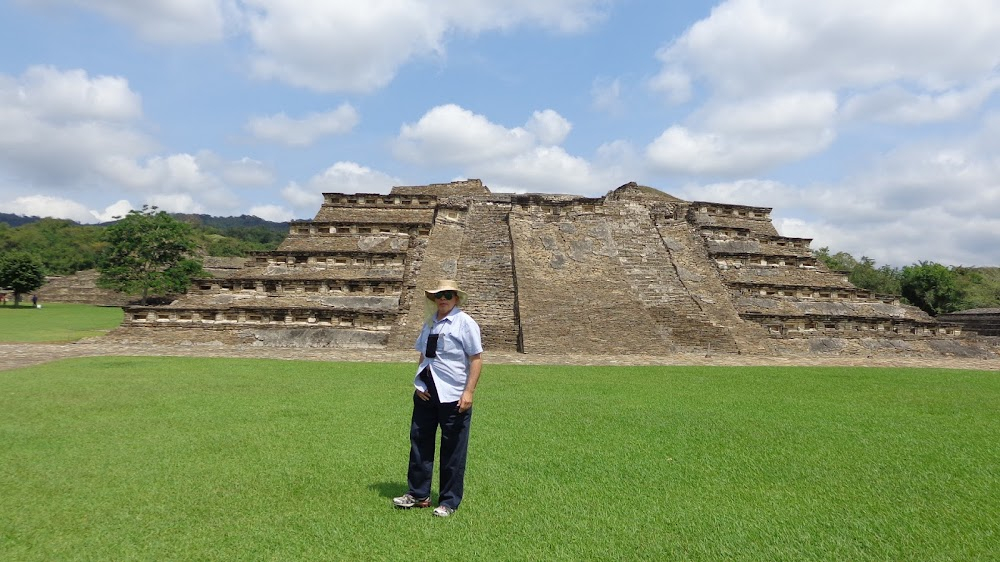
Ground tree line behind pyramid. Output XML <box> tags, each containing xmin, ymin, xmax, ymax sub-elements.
<box><xmin>109</xmin><ymin>180</ymin><xmax>996</xmax><ymax>357</ymax></box>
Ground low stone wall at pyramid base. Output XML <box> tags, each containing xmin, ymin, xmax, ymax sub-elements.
<box><xmin>100</xmin><ymin>324</ymin><xmax>1000</xmax><ymax>360</ymax></box>
<box><xmin>105</xmin><ymin>324</ymin><xmax>390</xmax><ymax>348</ymax></box>
<box><xmin>777</xmin><ymin>334</ymin><xmax>999</xmax><ymax>359</ymax></box>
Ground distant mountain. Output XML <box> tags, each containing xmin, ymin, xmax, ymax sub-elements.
<box><xmin>1</xmin><ymin>211</ymin><xmax>289</xmax><ymax>232</ymax></box>
<box><xmin>170</xmin><ymin>213</ymin><xmax>290</xmax><ymax>234</ymax></box>
<box><xmin>0</xmin><ymin>212</ymin><xmax>45</xmax><ymax>227</ymax></box>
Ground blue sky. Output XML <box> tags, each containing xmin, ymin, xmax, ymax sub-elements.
<box><xmin>1</xmin><ymin>0</ymin><xmax>998</xmax><ymax>267</ymax></box>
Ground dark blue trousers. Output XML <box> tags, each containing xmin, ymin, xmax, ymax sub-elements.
<box><xmin>407</xmin><ymin>377</ymin><xmax>473</xmax><ymax>510</ymax></box>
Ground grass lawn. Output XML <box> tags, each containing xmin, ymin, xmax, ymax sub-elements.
<box><xmin>0</xmin><ymin>303</ymin><xmax>124</xmax><ymax>343</ymax></box>
<box><xmin>1</xmin><ymin>358</ymin><xmax>997</xmax><ymax>561</ymax></box>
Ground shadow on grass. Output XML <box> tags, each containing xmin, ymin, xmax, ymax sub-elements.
<box><xmin>369</xmin><ymin>481</ymin><xmax>441</xmax><ymax>506</ymax></box>
<box><xmin>369</xmin><ymin>481</ymin><xmax>409</xmax><ymax>499</ymax></box>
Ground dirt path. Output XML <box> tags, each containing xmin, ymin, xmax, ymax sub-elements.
<box><xmin>3</xmin><ymin>339</ymin><xmax>998</xmax><ymax>372</ymax></box>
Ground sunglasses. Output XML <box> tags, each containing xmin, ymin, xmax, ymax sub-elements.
<box><xmin>433</xmin><ymin>291</ymin><xmax>456</xmax><ymax>300</ymax></box>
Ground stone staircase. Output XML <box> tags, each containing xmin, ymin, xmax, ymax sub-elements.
<box><xmin>457</xmin><ymin>199</ymin><xmax>520</xmax><ymax>351</ymax></box>
<box><xmin>508</xmin><ymin>207</ymin><xmax>672</xmax><ymax>355</ymax></box>
<box><xmin>609</xmin><ymin>202</ymin><xmax>739</xmax><ymax>353</ymax></box>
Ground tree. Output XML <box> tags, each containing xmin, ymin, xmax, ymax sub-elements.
<box><xmin>813</xmin><ymin>248</ymin><xmax>903</xmax><ymax>296</ymax></box>
<box><xmin>850</xmin><ymin>256</ymin><xmax>902</xmax><ymax>296</ymax></box>
<box><xmin>0</xmin><ymin>251</ymin><xmax>46</xmax><ymax>305</ymax></box>
<box><xmin>900</xmin><ymin>261</ymin><xmax>961</xmax><ymax>316</ymax></box>
<box><xmin>2</xmin><ymin>218</ymin><xmax>103</xmax><ymax>275</ymax></box>
<box><xmin>952</xmin><ymin>266</ymin><xmax>1000</xmax><ymax>310</ymax></box>
<box><xmin>813</xmin><ymin>247</ymin><xmax>859</xmax><ymax>272</ymax></box>
<box><xmin>97</xmin><ymin>206</ymin><xmax>205</xmax><ymax>305</ymax></box>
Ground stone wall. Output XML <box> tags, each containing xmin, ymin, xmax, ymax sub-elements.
<box><xmin>938</xmin><ymin>309</ymin><xmax>1000</xmax><ymax>336</ymax></box>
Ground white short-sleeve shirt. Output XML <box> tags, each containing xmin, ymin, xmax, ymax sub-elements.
<box><xmin>414</xmin><ymin>307</ymin><xmax>483</xmax><ymax>402</ymax></box>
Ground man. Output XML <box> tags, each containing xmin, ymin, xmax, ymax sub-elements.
<box><xmin>393</xmin><ymin>280</ymin><xmax>483</xmax><ymax>517</ymax></box>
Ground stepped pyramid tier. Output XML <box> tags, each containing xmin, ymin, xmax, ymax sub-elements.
<box><xmin>36</xmin><ymin>269</ymin><xmax>131</xmax><ymax>306</ymax></box>
<box><xmin>115</xmin><ymin>180</ymin><xmax>976</xmax><ymax>355</ymax></box>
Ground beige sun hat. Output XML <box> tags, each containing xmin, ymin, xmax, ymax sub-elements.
<box><xmin>424</xmin><ymin>279</ymin><xmax>468</xmax><ymax>302</ymax></box>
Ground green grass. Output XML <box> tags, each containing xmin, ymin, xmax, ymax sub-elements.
<box><xmin>1</xmin><ymin>359</ymin><xmax>997</xmax><ymax>561</ymax></box>
<box><xmin>0</xmin><ymin>303</ymin><xmax>123</xmax><ymax>342</ymax></box>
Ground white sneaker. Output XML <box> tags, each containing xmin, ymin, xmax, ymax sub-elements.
<box><xmin>393</xmin><ymin>494</ymin><xmax>430</xmax><ymax>509</ymax></box>
<box><xmin>432</xmin><ymin>505</ymin><xmax>455</xmax><ymax>517</ymax></box>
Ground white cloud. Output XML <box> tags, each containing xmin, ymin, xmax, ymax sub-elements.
<box><xmin>394</xmin><ymin>104</ymin><xmax>534</xmax><ymax>165</ymax></box>
<box><xmin>98</xmin><ymin>154</ymin><xmax>219</xmax><ymax>193</ymax></box>
<box><xmin>481</xmin><ymin>146</ymin><xmax>602</xmax><ymax>192</ymax></box>
<box><xmin>146</xmin><ymin>192</ymin><xmax>205</xmax><ymax>214</ymax></box>
<box><xmin>394</xmin><ymin>104</ymin><xmax>627</xmax><ymax>194</ymax></box>
<box><xmin>645</xmin><ymin>0</ymin><xmax>1000</xmax><ymax>178</ymax></box>
<box><xmin>525</xmin><ymin>109</ymin><xmax>572</xmax><ymax>146</ymax></box>
<box><xmin>1</xmin><ymin>195</ymin><xmax>95</xmax><ymax>224</ymax></box>
<box><xmin>842</xmin><ymin>78</ymin><xmax>1000</xmax><ymax>124</ymax></box>
<box><xmin>655</xmin><ymin>0</ymin><xmax>1000</xmax><ymax>97</ymax></box>
<box><xmin>0</xmin><ymin>194</ymin><xmax>134</xmax><ymax>224</ymax></box>
<box><xmin>246</xmin><ymin>104</ymin><xmax>360</xmax><ymax>146</ymax></box>
<box><xmin>702</xmin><ymin>91</ymin><xmax>838</xmax><ymax>135</ymax></box>
<box><xmin>281</xmin><ymin>183</ymin><xmax>322</xmax><ymax>210</ymax></box>
<box><xmin>24</xmin><ymin>1</ymin><xmax>611</xmax><ymax>93</ymax></box>
<box><xmin>243</xmin><ymin>1</ymin><xmax>444</xmax><ymax>93</ymax></box>
<box><xmin>648</xmin><ymin>67</ymin><xmax>691</xmax><ymax>104</ymax></box>
<box><xmin>301</xmin><ymin>161</ymin><xmax>401</xmax><ymax>193</ymax></box>
<box><xmin>0</xmin><ymin>66</ymin><xmax>273</xmax><ymax>219</ymax></box>
<box><xmin>646</xmin><ymin>92</ymin><xmax>837</xmax><ymax>175</ymax></box>
<box><xmin>671</xmin><ymin>115</ymin><xmax>1000</xmax><ymax>267</ymax></box>
<box><xmin>674</xmin><ymin>178</ymin><xmax>794</xmax><ymax>208</ymax></box>
<box><xmin>280</xmin><ymin>162</ymin><xmax>403</xmax><ymax>217</ymax></box>
<box><xmin>241</xmin><ymin>0</ymin><xmax>610</xmax><ymax>92</ymax></box>
<box><xmin>94</xmin><ymin>152</ymin><xmax>270</xmax><ymax>214</ymax></box>
<box><xmin>0</xmin><ymin>66</ymin><xmax>154</xmax><ymax>185</ymax></box>
<box><xmin>247</xmin><ymin>204</ymin><xmax>295</xmax><ymax>222</ymax></box>
<box><xmin>216</xmin><ymin>157</ymin><xmax>275</xmax><ymax>187</ymax></box>
<box><xmin>27</xmin><ymin>0</ymin><xmax>234</xmax><ymax>43</ymax></box>
<box><xmin>92</xmin><ymin>200</ymin><xmax>135</xmax><ymax>222</ymax></box>
<box><xmin>4</xmin><ymin>65</ymin><xmax>142</xmax><ymax>121</ymax></box>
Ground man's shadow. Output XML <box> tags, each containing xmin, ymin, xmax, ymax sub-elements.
<box><xmin>369</xmin><ymin>481</ymin><xmax>438</xmax><ymax>504</ymax></box>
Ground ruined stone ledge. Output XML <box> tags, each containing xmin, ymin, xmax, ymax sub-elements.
<box><xmin>707</xmin><ymin>241</ymin><xmax>811</xmax><ymax>257</ymax></box>
<box><xmin>121</xmin><ymin>308</ymin><xmax>398</xmax><ymax>330</ymax></box>
<box><xmin>741</xmin><ymin>311</ymin><xmax>963</xmax><ymax>338</ymax></box>
<box><xmin>729</xmin><ymin>282</ymin><xmax>900</xmax><ymax>304</ymax></box>
<box><xmin>264</xmin><ymin>237</ymin><xmax>411</xmax><ymax>255</ymax></box>
<box><xmin>214</xmin><ymin>268</ymin><xmax>406</xmax><ymax>281</ymax></box>
<box><xmin>720</xmin><ymin>268</ymin><xmax>853</xmax><ymax>287</ymax></box>
<box><xmin>734</xmin><ymin>299</ymin><xmax>932</xmax><ymax>322</ymax></box>
<box><xmin>308</xmin><ymin>207</ymin><xmax>436</xmax><ymax>225</ymax></box>
<box><xmin>322</xmin><ymin>192</ymin><xmax>438</xmax><ymax>207</ymax></box>
<box><xmin>132</xmin><ymin>296</ymin><xmax>400</xmax><ymax>310</ymax></box>
<box><xmin>711</xmin><ymin>252</ymin><xmax>819</xmax><ymax>266</ymax></box>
